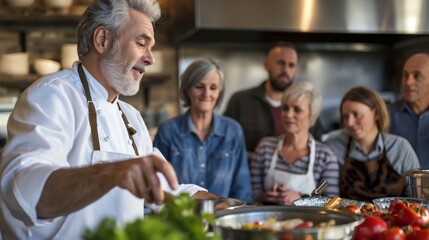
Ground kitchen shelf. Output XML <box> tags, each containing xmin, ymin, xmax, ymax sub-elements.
<box><xmin>0</xmin><ymin>13</ymin><xmax>80</xmax><ymax>31</ymax></box>
<box><xmin>0</xmin><ymin>73</ymin><xmax>170</xmax><ymax>90</ymax></box>
<box><xmin>0</xmin><ymin>73</ymin><xmax>38</xmax><ymax>89</ymax></box>
<box><xmin>0</xmin><ymin>9</ymin><xmax>172</xmax><ymax>109</ymax></box>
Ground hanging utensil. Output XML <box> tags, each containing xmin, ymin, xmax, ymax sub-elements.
<box><xmin>311</xmin><ymin>180</ymin><xmax>328</xmax><ymax>197</ymax></box>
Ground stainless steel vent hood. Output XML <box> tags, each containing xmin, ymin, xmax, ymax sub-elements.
<box><xmin>164</xmin><ymin>0</ymin><xmax>429</xmax><ymax>46</ymax></box>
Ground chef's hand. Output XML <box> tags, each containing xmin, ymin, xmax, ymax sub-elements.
<box><xmin>262</xmin><ymin>183</ymin><xmax>301</xmax><ymax>205</ymax></box>
<box><xmin>36</xmin><ymin>154</ymin><xmax>179</xmax><ymax>219</ymax></box>
<box><xmin>113</xmin><ymin>154</ymin><xmax>179</xmax><ymax>205</ymax></box>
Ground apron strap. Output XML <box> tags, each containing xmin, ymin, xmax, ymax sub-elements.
<box><xmin>77</xmin><ymin>63</ymin><xmax>139</xmax><ymax>156</ymax></box>
<box><xmin>307</xmin><ymin>136</ymin><xmax>316</xmax><ymax>175</ymax></box>
<box><xmin>117</xmin><ymin>103</ymin><xmax>139</xmax><ymax>156</ymax></box>
<box><xmin>267</xmin><ymin>137</ymin><xmax>283</xmax><ymax>174</ymax></box>
<box><xmin>78</xmin><ymin>64</ymin><xmax>101</xmax><ymax>151</ymax></box>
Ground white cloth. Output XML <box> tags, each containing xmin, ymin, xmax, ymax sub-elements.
<box><xmin>0</xmin><ymin>63</ymin><xmax>204</xmax><ymax>239</ymax></box>
<box><xmin>264</xmin><ymin>137</ymin><xmax>316</xmax><ymax>195</ymax></box>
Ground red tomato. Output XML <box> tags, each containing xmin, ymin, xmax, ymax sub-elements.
<box><xmin>389</xmin><ymin>200</ymin><xmax>408</xmax><ymax>215</ymax></box>
<box><xmin>408</xmin><ymin>202</ymin><xmax>420</xmax><ymax>209</ymax></box>
<box><xmin>396</xmin><ymin>207</ymin><xmax>420</xmax><ymax>226</ymax></box>
<box><xmin>345</xmin><ymin>205</ymin><xmax>362</xmax><ymax>215</ymax></box>
<box><xmin>380</xmin><ymin>227</ymin><xmax>406</xmax><ymax>240</ymax></box>
<box><xmin>406</xmin><ymin>229</ymin><xmax>429</xmax><ymax>240</ymax></box>
<box><xmin>353</xmin><ymin>216</ymin><xmax>388</xmax><ymax>240</ymax></box>
<box><xmin>282</xmin><ymin>234</ymin><xmax>293</xmax><ymax>240</ymax></box>
<box><xmin>415</xmin><ymin>207</ymin><xmax>429</xmax><ymax>227</ymax></box>
<box><xmin>412</xmin><ymin>225</ymin><xmax>421</xmax><ymax>232</ymax></box>
<box><xmin>390</xmin><ymin>213</ymin><xmax>401</xmax><ymax>227</ymax></box>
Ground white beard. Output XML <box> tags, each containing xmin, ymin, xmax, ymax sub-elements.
<box><xmin>100</xmin><ymin>43</ymin><xmax>142</xmax><ymax>96</ymax></box>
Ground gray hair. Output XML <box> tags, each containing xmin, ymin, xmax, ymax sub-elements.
<box><xmin>179</xmin><ymin>58</ymin><xmax>225</xmax><ymax>108</ymax></box>
<box><xmin>77</xmin><ymin>0</ymin><xmax>161</xmax><ymax>58</ymax></box>
<box><xmin>281</xmin><ymin>81</ymin><xmax>322</xmax><ymax>126</ymax></box>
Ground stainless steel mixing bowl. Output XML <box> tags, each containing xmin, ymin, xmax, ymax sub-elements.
<box><xmin>214</xmin><ymin>205</ymin><xmax>363</xmax><ymax>240</ymax></box>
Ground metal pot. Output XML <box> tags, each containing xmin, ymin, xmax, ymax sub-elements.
<box><xmin>214</xmin><ymin>205</ymin><xmax>363</xmax><ymax>240</ymax></box>
<box><xmin>406</xmin><ymin>168</ymin><xmax>429</xmax><ymax>199</ymax></box>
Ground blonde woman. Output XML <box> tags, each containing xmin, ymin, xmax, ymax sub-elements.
<box><xmin>251</xmin><ymin>81</ymin><xmax>339</xmax><ymax>205</ymax></box>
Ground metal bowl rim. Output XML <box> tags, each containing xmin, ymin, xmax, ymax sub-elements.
<box><xmin>214</xmin><ymin>205</ymin><xmax>364</xmax><ymax>234</ymax></box>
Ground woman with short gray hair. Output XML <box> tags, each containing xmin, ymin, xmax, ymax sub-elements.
<box><xmin>178</xmin><ymin>58</ymin><xmax>225</xmax><ymax>109</ymax></box>
<box><xmin>251</xmin><ymin>81</ymin><xmax>339</xmax><ymax>205</ymax></box>
<box><xmin>154</xmin><ymin>58</ymin><xmax>252</xmax><ymax>204</ymax></box>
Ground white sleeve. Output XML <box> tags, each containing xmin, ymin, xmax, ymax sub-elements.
<box><xmin>1</xmin><ymin>80</ymin><xmax>78</xmax><ymax>226</ymax></box>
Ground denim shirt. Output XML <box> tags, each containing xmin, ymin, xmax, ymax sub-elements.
<box><xmin>153</xmin><ymin>111</ymin><xmax>252</xmax><ymax>204</ymax></box>
<box><xmin>388</xmin><ymin>99</ymin><xmax>429</xmax><ymax>168</ymax></box>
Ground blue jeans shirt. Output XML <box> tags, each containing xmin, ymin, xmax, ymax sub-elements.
<box><xmin>153</xmin><ymin>111</ymin><xmax>252</xmax><ymax>204</ymax></box>
<box><xmin>389</xmin><ymin>99</ymin><xmax>429</xmax><ymax>168</ymax></box>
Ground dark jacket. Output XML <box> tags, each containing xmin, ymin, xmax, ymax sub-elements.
<box><xmin>224</xmin><ymin>81</ymin><xmax>324</xmax><ymax>151</ymax></box>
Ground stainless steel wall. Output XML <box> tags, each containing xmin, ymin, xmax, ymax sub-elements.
<box><xmin>195</xmin><ymin>0</ymin><xmax>429</xmax><ymax>34</ymax></box>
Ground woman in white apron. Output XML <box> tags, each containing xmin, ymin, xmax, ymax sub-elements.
<box><xmin>250</xmin><ymin>81</ymin><xmax>340</xmax><ymax>205</ymax></box>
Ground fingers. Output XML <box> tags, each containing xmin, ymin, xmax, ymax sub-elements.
<box><xmin>116</xmin><ymin>155</ymin><xmax>178</xmax><ymax>205</ymax></box>
<box><xmin>278</xmin><ymin>184</ymin><xmax>287</xmax><ymax>192</ymax></box>
<box><xmin>114</xmin><ymin>160</ymin><xmax>152</xmax><ymax>200</ymax></box>
<box><xmin>151</xmin><ymin>156</ymin><xmax>179</xmax><ymax>191</ymax></box>
<box><xmin>264</xmin><ymin>190</ymin><xmax>282</xmax><ymax>204</ymax></box>
<box><xmin>143</xmin><ymin>169</ymin><xmax>164</xmax><ymax>204</ymax></box>
<box><xmin>144</xmin><ymin>156</ymin><xmax>178</xmax><ymax>205</ymax></box>
<box><xmin>282</xmin><ymin>190</ymin><xmax>300</xmax><ymax>205</ymax></box>
<box><xmin>270</xmin><ymin>183</ymin><xmax>278</xmax><ymax>192</ymax></box>
<box><xmin>264</xmin><ymin>188</ymin><xmax>298</xmax><ymax>205</ymax></box>
<box><xmin>139</xmin><ymin>156</ymin><xmax>164</xmax><ymax>205</ymax></box>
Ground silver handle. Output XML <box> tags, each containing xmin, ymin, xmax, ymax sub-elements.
<box><xmin>311</xmin><ymin>180</ymin><xmax>328</xmax><ymax>197</ymax></box>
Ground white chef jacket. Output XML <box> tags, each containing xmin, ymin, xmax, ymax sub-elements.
<box><xmin>0</xmin><ymin>63</ymin><xmax>204</xmax><ymax>239</ymax></box>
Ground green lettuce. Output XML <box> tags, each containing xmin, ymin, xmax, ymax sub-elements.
<box><xmin>82</xmin><ymin>193</ymin><xmax>220</xmax><ymax>240</ymax></box>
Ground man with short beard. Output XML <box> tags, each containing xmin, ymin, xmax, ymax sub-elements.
<box><xmin>0</xmin><ymin>0</ymin><xmax>214</xmax><ymax>239</ymax></box>
<box><xmin>224</xmin><ymin>42</ymin><xmax>324</xmax><ymax>152</ymax></box>
<box><xmin>388</xmin><ymin>52</ymin><xmax>429</xmax><ymax>168</ymax></box>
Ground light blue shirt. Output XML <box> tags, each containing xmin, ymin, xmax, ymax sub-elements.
<box><xmin>389</xmin><ymin>99</ymin><xmax>429</xmax><ymax>168</ymax></box>
<box><xmin>154</xmin><ymin>111</ymin><xmax>252</xmax><ymax>204</ymax></box>
<box><xmin>324</xmin><ymin>129</ymin><xmax>420</xmax><ymax>175</ymax></box>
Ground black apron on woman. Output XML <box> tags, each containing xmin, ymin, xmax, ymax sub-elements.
<box><xmin>339</xmin><ymin>135</ymin><xmax>405</xmax><ymax>202</ymax></box>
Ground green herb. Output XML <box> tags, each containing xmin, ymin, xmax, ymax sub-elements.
<box><xmin>82</xmin><ymin>193</ymin><xmax>220</xmax><ymax>240</ymax></box>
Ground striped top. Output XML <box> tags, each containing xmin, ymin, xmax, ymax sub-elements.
<box><xmin>251</xmin><ymin>136</ymin><xmax>340</xmax><ymax>203</ymax></box>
